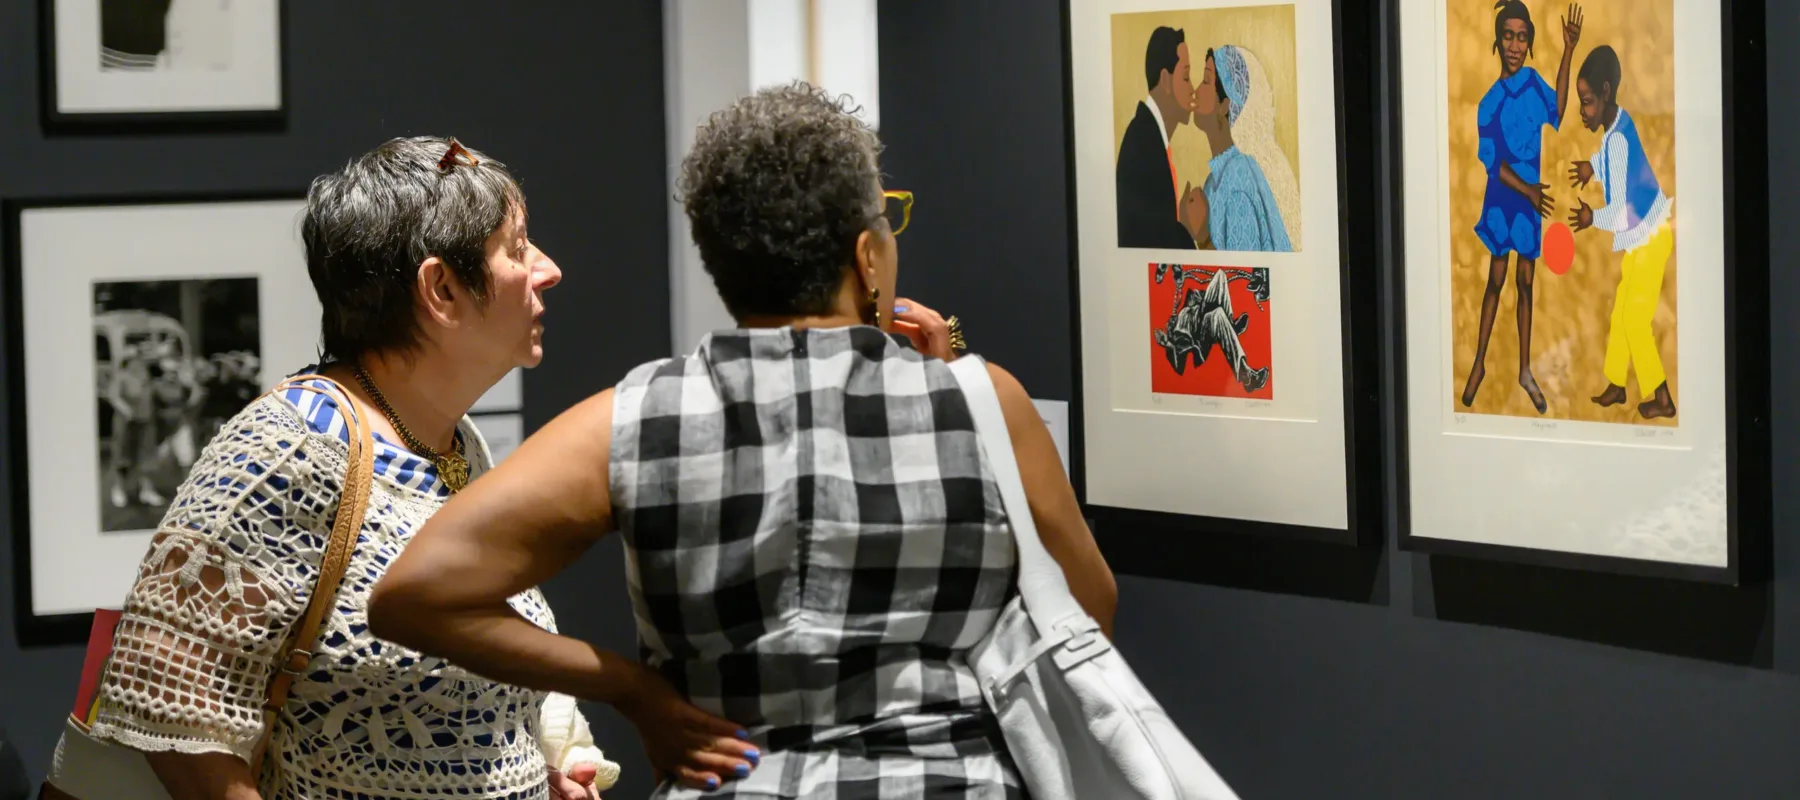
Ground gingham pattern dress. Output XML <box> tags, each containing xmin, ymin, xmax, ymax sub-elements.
<box><xmin>610</xmin><ymin>327</ymin><xmax>1028</xmax><ymax>799</ymax></box>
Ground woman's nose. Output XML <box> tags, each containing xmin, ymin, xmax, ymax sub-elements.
<box><xmin>535</xmin><ymin>252</ymin><xmax>563</xmax><ymax>290</ymax></box>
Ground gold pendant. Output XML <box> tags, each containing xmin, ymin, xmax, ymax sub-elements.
<box><xmin>437</xmin><ymin>452</ymin><xmax>471</xmax><ymax>493</ymax></box>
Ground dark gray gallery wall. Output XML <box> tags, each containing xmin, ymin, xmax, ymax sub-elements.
<box><xmin>878</xmin><ymin>1</ymin><xmax>1800</xmax><ymax>797</ymax></box>
<box><xmin>0</xmin><ymin>2</ymin><xmax>664</xmax><ymax>793</ymax></box>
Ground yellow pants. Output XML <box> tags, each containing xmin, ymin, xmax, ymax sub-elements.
<box><xmin>1602</xmin><ymin>219</ymin><xmax>1673</xmax><ymax>391</ymax></box>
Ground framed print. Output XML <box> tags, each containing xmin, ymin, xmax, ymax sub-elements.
<box><xmin>1063</xmin><ymin>0</ymin><xmax>1386</xmax><ymax>566</ymax></box>
<box><xmin>41</xmin><ymin>0</ymin><xmax>285</xmax><ymax>130</ymax></box>
<box><xmin>6</xmin><ymin>193</ymin><xmax>318</xmax><ymax>645</ymax></box>
<box><xmin>1395</xmin><ymin>0</ymin><xmax>1768</xmax><ymax>581</ymax></box>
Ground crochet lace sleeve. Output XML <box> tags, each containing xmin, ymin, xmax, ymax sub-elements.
<box><xmin>89</xmin><ymin>398</ymin><xmax>345</xmax><ymax>764</ymax></box>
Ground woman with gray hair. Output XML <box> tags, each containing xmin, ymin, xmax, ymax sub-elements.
<box><xmin>60</xmin><ymin>137</ymin><xmax>627</xmax><ymax>800</ymax></box>
<box><xmin>369</xmin><ymin>83</ymin><xmax>1119</xmax><ymax>798</ymax></box>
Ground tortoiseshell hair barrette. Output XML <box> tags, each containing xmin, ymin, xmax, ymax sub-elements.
<box><xmin>438</xmin><ymin>138</ymin><xmax>479</xmax><ymax>173</ymax></box>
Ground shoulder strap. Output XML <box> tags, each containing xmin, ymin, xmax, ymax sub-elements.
<box><xmin>253</xmin><ymin>374</ymin><xmax>376</xmax><ymax>711</ymax></box>
<box><xmin>944</xmin><ymin>357</ymin><xmax>1088</xmax><ymax>629</ymax></box>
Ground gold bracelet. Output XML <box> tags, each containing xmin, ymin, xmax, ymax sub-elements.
<box><xmin>946</xmin><ymin>315</ymin><xmax>968</xmax><ymax>355</ymax></box>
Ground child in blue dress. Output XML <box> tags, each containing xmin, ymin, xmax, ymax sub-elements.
<box><xmin>1461</xmin><ymin>0</ymin><xmax>1583</xmax><ymax>414</ymax></box>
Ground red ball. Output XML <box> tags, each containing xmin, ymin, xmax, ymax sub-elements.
<box><xmin>1543</xmin><ymin>222</ymin><xmax>1575</xmax><ymax>275</ymax></box>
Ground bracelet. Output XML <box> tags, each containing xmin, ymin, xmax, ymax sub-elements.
<box><xmin>946</xmin><ymin>315</ymin><xmax>968</xmax><ymax>355</ymax></box>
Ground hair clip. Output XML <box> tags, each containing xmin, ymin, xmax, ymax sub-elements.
<box><xmin>438</xmin><ymin>138</ymin><xmax>479</xmax><ymax>173</ymax></box>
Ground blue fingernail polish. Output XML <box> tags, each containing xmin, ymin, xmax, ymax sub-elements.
<box><xmin>735</xmin><ymin>763</ymin><xmax>750</xmax><ymax>778</ymax></box>
<box><xmin>893</xmin><ymin>304</ymin><xmax>909</xmax><ymax>313</ymax></box>
<box><xmin>707</xmin><ymin>777</ymin><xmax>720</xmax><ymax>789</ymax></box>
<box><xmin>746</xmin><ymin>748</ymin><xmax>761</xmax><ymax>764</ymax></box>
<box><xmin>736</xmin><ymin>729</ymin><xmax>749</xmax><ymax>739</ymax></box>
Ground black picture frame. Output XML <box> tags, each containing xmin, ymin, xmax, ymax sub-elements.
<box><xmin>1060</xmin><ymin>0</ymin><xmax>1390</xmax><ymax>578</ymax></box>
<box><xmin>39</xmin><ymin>0</ymin><xmax>289</xmax><ymax>134</ymax></box>
<box><xmin>1388</xmin><ymin>0</ymin><xmax>1770</xmax><ymax>585</ymax></box>
<box><xmin>7</xmin><ymin>190</ymin><xmax>308</xmax><ymax>647</ymax></box>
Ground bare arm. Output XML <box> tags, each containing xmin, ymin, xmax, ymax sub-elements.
<box><xmin>368</xmin><ymin>390</ymin><xmax>629</xmax><ymax>703</ymax></box>
<box><xmin>986</xmin><ymin>362</ymin><xmax>1119</xmax><ymax>637</ymax></box>
<box><xmin>1553</xmin><ymin>5</ymin><xmax>1584</xmax><ymax>125</ymax></box>
<box><xmin>145</xmin><ymin>752</ymin><xmax>262</xmax><ymax>800</ymax></box>
<box><xmin>1498</xmin><ymin>163</ymin><xmax>1553</xmax><ymax>218</ymax></box>
<box><xmin>120</xmin><ymin>587</ymin><xmax>269</xmax><ymax>800</ymax></box>
<box><xmin>368</xmin><ymin>389</ymin><xmax>757</xmax><ymax>791</ymax></box>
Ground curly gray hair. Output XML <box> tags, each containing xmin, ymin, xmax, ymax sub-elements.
<box><xmin>676</xmin><ymin>82</ymin><xmax>884</xmax><ymax>318</ymax></box>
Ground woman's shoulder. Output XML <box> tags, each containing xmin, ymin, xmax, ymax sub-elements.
<box><xmin>610</xmin><ymin>353</ymin><xmax>704</xmax><ymax>419</ymax></box>
<box><xmin>145</xmin><ymin>383</ymin><xmax>352</xmax><ymax>584</ymax></box>
<box><xmin>165</xmin><ymin>373</ymin><xmax>357</xmax><ymax>524</ymax></box>
<box><xmin>618</xmin><ymin>355</ymin><xmax>683</xmax><ymax>389</ymax></box>
<box><xmin>263</xmin><ymin>371</ymin><xmax>364</xmax><ymax>443</ymax></box>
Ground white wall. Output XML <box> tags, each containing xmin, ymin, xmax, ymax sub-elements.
<box><xmin>748</xmin><ymin>0</ymin><xmax>809</xmax><ymax>90</ymax></box>
<box><xmin>810</xmin><ymin>0</ymin><xmax>880</xmax><ymax>129</ymax></box>
<box><xmin>663</xmin><ymin>0</ymin><xmax>749</xmax><ymax>354</ymax></box>
<box><xmin>663</xmin><ymin>0</ymin><xmax>882</xmax><ymax>354</ymax></box>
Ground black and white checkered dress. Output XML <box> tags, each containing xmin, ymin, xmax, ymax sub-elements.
<box><xmin>611</xmin><ymin>326</ymin><xmax>1028</xmax><ymax>799</ymax></box>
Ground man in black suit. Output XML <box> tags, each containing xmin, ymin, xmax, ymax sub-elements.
<box><xmin>1116</xmin><ymin>26</ymin><xmax>1201</xmax><ymax>249</ymax></box>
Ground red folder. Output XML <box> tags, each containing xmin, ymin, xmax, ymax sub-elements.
<box><xmin>70</xmin><ymin>609</ymin><xmax>123</xmax><ymax>724</ymax></box>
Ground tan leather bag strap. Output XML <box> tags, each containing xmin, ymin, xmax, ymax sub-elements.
<box><xmin>232</xmin><ymin>375</ymin><xmax>374</xmax><ymax>782</ymax></box>
<box><xmin>259</xmin><ymin>374</ymin><xmax>376</xmax><ymax>712</ymax></box>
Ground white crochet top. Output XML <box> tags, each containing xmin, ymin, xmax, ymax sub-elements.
<box><xmin>86</xmin><ymin>378</ymin><xmax>620</xmax><ymax>799</ymax></box>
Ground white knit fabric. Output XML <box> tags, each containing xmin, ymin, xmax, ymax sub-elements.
<box><xmin>540</xmin><ymin>693</ymin><xmax>622</xmax><ymax>790</ymax></box>
<box><xmin>88</xmin><ymin>387</ymin><xmax>613</xmax><ymax>799</ymax></box>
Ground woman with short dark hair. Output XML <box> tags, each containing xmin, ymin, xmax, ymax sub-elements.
<box><xmin>72</xmin><ymin>136</ymin><xmax>622</xmax><ymax>799</ymax></box>
<box><xmin>370</xmin><ymin>84</ymin><xmax>1119</xmax><ymax>799</ymax></box>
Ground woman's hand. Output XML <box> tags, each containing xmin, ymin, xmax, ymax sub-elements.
<box><xmin>1498</xmin><ymin>164</ymin><xmax>1553</xmax><ymax>218</ymax></box>
<box><xmin>892</xmin><ymin>297</ymin><xmax>956</xmax><ymax>361</ymax></box>
<box><xmin>1562</xmin><ymin>3</ymin><xmax>1583</xmax><ymax>51</ymax></box>
<box><xmin>1179</xmin><ymin>182</ymin><xmax>1210</xmax><ymax>244</ymax></box>
<box><xmin>548</xmin><ymin>764</ymin><xmax>602</xmax><ymax>799</ymax></box>
<box><xmin>615</xmin><ymin>663</ymin><xmax>760</xmax><ymax>792</ymax></box>
<box><xmin>1529</xmin><ymin>183</ymin><xmax>1555</xmax><ymax>218</ymax></box>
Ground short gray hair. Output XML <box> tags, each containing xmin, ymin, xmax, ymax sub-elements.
<box><xmin>302</xmin><ymin>136</ymin><xmax>525</xmax><ymax>363</ymax></box>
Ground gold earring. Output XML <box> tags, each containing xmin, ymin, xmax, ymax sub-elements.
<box><xmin>868</xmin><ymin>287</ymin><xmax>882</xmax><ymax>326</ymax></box>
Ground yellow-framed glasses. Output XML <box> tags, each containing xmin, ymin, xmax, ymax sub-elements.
<box><xmin>882</xmin><ymin>190</ymin><xmax>914</xmax><ymax>236</ymax></box>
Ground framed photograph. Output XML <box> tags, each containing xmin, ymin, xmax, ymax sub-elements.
<box><xmin>1063</xmin><ymin>0</ymin><xmax>1386</xmax><ymax>566</ymax></box>
<box><xmin>41</xmin><ymin>0</ymin><xmax>285</xmax><ymax>129</ymax></box>
<box><xmin>6</xmin><ymin>193</ymin><xmax>318</xmax><ymax>645</ymax></box>
<box><xmin>1395</xmin><ymin>0</ymin><xmax>1768</xmax><ymax>581</ymax></box>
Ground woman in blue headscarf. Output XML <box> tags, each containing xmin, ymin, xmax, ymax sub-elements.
<box><xmin>1191</xmin><ymin>44</ymin><xmax>1295</xmax><ymax>253</ymax></box>
<box><xmin>1460</xmin><ymin>0</ymin><xmax>1582</xmax><ymax>414</ymax></box>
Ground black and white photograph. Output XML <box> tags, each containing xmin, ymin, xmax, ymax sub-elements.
<box><xmin>7</xmin><ymin>194</ymin><xmax>317</xmax><ymax>645</ymax></box>
<box><xmin>92</xmin><ymin>278</ymin><xmax>261</xmax><ymax>532</ymax></box>
<box><xmin>100</xmin><ymin>0</ymin><xmax>235</xmax><ymax>73</ymax></box>
<box><xmin>45</xmin><ymin>0</ymin><xmax>282</xmax><ymax>127</ymax></box>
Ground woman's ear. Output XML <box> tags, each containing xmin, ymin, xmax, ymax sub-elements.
<box><xmin>853</xmin><ymin>229</ymin><xmax>880</xmax><ymax>294</ymax></box>
<box><xmin>417</xmin><ymin>256</ymin><xmax>463</xmax><ymax>328</ymax></box>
